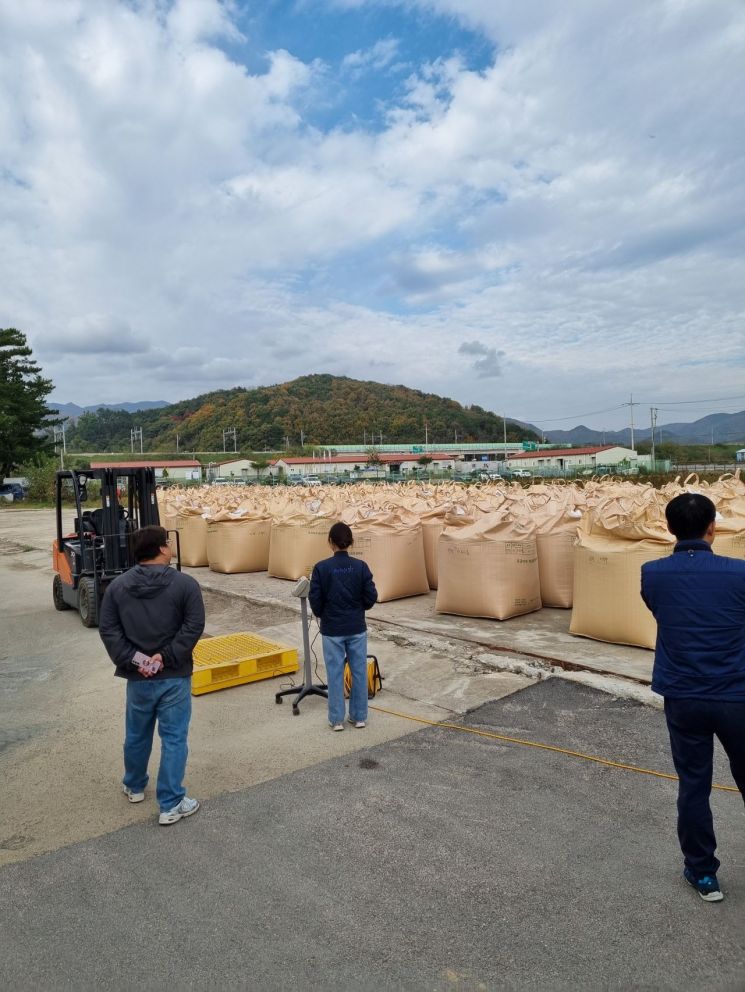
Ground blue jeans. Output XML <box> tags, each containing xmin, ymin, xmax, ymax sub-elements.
<box><xmin>124</xmin><ymin>677</ymin><xmax>192</xmax><ymax>812</ymax></box>
<box><xmin>322</xmin><ymin>632</ymin><xmax>369</xmax><ymax>725</ymax></box>
<box><xmin>664</xmin><ymin>697</ymin><xmax>745</xmax><ymax>876</ymax></box>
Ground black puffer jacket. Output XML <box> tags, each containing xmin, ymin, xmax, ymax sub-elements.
<box><xmin>99</xmin><ymin>565</ymin><xmax>205</xmax><ymax>680</ymax></box>
<box><xmin>309</xmin><ymin>551</ymin><xmax>377</xmax><ymax>636</ymax></box>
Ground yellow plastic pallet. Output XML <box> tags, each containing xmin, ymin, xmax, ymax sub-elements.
<box><xmin>191</xmin><ymin>632</ymin><xmax>298</xmax><ymax>696</ymax></box>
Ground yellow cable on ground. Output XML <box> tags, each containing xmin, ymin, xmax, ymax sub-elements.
<box><xmin>369</xmin><ymin>703</ymin><xmax>740</xmax><ymax>794</ymax></box>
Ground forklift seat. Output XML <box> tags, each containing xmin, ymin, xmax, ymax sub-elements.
<box><xmin>75</xmin><ymin>511</ymin><xmax>99</xmax><ymax>536</ymax></box>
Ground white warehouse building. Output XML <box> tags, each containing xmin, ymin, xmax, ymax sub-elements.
<box><xmin>505</xmin><ymin>445</ymin><xmax>638</xmax><ymax>474</ymax></box>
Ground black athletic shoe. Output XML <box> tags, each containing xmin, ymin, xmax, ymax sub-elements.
<box><xmin>684</xmin><ymin>867</ymin><xmax>723</xmax><ymax>902</ymax></box>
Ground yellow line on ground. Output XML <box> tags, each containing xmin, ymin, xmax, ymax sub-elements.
<box><xmin>369</xmin><ymin>704</ymin><xmax>740</xmax><ymax>794</ymax></box>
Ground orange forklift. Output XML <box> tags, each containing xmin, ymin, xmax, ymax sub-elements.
<box><xmin>52</xmin><ymin>467</ymin><xmax>173</xmax><ymax>627</ymax></box>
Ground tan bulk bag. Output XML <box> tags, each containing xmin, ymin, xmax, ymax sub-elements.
<box><xmin>535</xmin><ymin>509</ymin><xmax>582</xmax><ymax>609</ymax></box>
<box><xmin>164</xmin><ymin>508</ymin><xmax>209</xmax><ymax>567</ymax></box>
<box><xmin>435</xmin><ymin>514</ymin><xmax>541</xmax><ymax>620</ymax></box>
<box><xmin>268</xmin><ymin>514</ymin><xmax>332</xmax><ymax>580</ymax></box>
<box><xmin>711</xmin><ymin>516</ymin><xmax>745</xmax><ymax>560</ymax></box>
<box><xmin>344</xmin><ymin>512</ymin><xmax>430</xmax><ymax>602</ymax></box>
<box><xmin>569</xmin><ymin>496</ymin><xmax>673</xmax><ymax>649</ymax></box>
<box><xmin>206</xmin><ymin>512</ymin><xmax>272</xmax><ymax>574</ymax></box>
<box><xmin>418</xmin><ymin>505</ymin><xmax>468</xmax><ymax>590</ymax></box>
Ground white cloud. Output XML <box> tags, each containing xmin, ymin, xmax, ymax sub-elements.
<box><xmin>0</xmin><ymin>0</ymin><xmax>743</xmax><ymax>429</ymax></box>
<box><xmin>37</xmin><ymin>314</ymin><xmax>149</xmax><ymax>355</ymax></box>
<box><xmin>342</xmin><ymin>37</ymin><xmax>400</xmax><ymax>73</ymax></box>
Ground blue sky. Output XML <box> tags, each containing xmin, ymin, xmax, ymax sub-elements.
<box><xmin>1</xmin><ymin>0</ymin><xmax>744</xmax><ymax>433</ymax></box>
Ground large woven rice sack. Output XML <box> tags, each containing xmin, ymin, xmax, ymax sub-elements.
<box><xmin>206</xmin><ymin>512</ymin><xmax>272</xmax><ymax>574</ymax></box>
<box><xmin>569</xmin><ymin>497</ymin><xmax>673</xmax><ymax>649</ymax></box>
<box><xmin>711</xmin><ymin>516</ymin><xmax>745</xmax><ymax>559</ymax></box>
<box><xmin>268</xmin><ymin>514</ymin><xmax>332</xmax><ymax>580</ymax></box>
<box><xmin>535</xmin><ymin>510</ymin><xmax>582</xmax><ymax>609</ymax></box>
<box><xmin>345</xmin><ymin>512</ymin><xmax>430</xmax><ymax>602</ymax></box>
<box><xmin>435</xmin><ymin>514</ymin><xmax>541</xmax><ymax>620</ymax></box>
<box><xmin>164</xmin><ymin>508</ymin><xmax>209</xmax><ymax>567</ymax></box>
<box><xmin>417</xmin><ymin>506</ymin><xmax>469</xmax><ymax>590</ymax></box>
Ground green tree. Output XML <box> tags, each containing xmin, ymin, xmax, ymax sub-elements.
<box><xmin>365</xmin><ymin>446</ymin><xmax>382</xmax><ymax>477</ymax></box>
<box><xmin>251</xmin><ymin>456</ymin><xmax>271</xmax><ymax>480</ymax></box>
<box><xmin>0</xmin><ymin>328</ymin><xmax>57</xmax><ymax>478</ymax></box>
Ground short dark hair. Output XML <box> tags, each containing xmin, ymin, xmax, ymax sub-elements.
<box><xmin>328</xmin><ymin>522</ymin><xmax>354</xmax><ymax>549</ymax></box>
<box><xmin>133</xmin><ymin>525</ymin><xmax>169</xmax><ymax>562</ymax></box>
<box><xmin>665</xmin><ymin>493</ymin><xmax>716</xmax><ymax>541</ymax></box>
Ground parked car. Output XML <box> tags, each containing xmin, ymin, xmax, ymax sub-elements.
<box><xmin>509</xmin><ymin>469</ymin><xmax>532</xmax><ymax>478</ymax></box>
<box><xmin>301</xmin><ymin>475</ymin><xmax>323</xmax><ymax>486</ymax></box>
<box><xmin>0</xmin><ymin>483</ymin><xmax>25</xmax><ymax>501</ymax></box>
<box><xmin>469</xmin><ymin>468</ymin><xmax>503</xmax><ymax>481</ymax></box>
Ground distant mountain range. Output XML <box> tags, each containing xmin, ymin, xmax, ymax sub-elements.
<box><xmin>526</xmin><ymin>410</ymin><xmax>745</xmax><ymax>446</ymax></box>
<box><xmin>50</xmin><ymin>400</ymin><xmax>169</xmax><ymax>421</ymax></box>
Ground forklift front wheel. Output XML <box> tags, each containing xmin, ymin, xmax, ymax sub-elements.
<box><xmin>53</xmin><ymin>574</ymin><xmax>71</xmax><ymax>611</ymax></box>
<box><xmin>78</xmin><ymin>577</ymin><xmax>99</xmax><ymax>628</ymax></box>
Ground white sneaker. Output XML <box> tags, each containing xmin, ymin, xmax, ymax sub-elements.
<box><xmin>123</xmin><ymin>785</ymin><xmax>145</xmax><ymax>804</ymax></box>
<box><xmin>331</xmin><ymin>722</ymin><xmax>345</xmax><ymax>732</ymax></box>
<box><xmin>347</xmin><ymin>718</ymin><xmax>366</xmax><ymax>729</ymax></box>
<box><xmin>159</xmin><ymin>797</ymin><xmax>200</xmax><ymax>825</ymax></box>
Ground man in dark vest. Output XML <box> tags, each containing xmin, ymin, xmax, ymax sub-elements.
<box><xmin>641</xmin><ymin>493</ymin><xmax>745</xmax><ymax>902</ymax></box>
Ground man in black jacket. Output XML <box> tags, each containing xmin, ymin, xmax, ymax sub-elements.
<box><xmin>309</xmin><ymin>522</ymin><xmax>377</xmax><ymax>731</ymax></box>
<box><xmin>99</xmin><ymin>525</ymin><xmax>205</xmax><ymax>825</ymax></box>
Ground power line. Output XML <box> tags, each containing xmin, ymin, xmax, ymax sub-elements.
<box><xmin>529</xmin><ymin>405</ymin><xmax>627</xmax><ymax>424</ymax></box>
<box><xmin>528</xmin><ymin>393</ymin><xmax>745</xmax><ymax>426</ymax></box>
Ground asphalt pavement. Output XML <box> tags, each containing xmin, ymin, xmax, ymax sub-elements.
<box><xmin>1</xmin><ymin>680</ymin><xmax>744</xmax><ymax>992</ymax></box>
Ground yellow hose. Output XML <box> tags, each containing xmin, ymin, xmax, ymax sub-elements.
<box><xmin>369</xmin><ymin>703</ymin><xmax>740</xmax><ymax>794</ymax></box>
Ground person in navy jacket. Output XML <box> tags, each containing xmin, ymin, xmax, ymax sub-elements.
<box><xmin>641</xmin><ymin>493</ymin><xmax>745</xmax><ymax>902</ymax></box>
<box><xmin>309</xmin><ymin>522</ymin><xmax>377</xmax><ymax>731</ymax></box>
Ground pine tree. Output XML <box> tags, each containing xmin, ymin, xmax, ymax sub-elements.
<box><xmin>0</xmin><ymin>328</ymin><xmax>57</xmax><ymax>478</ymax></box>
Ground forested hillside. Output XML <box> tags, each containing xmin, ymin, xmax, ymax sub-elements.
<box><xmin>63</xmin><ymin>374</ymin><xmax>537</xmax><ymax>451</ymax></box>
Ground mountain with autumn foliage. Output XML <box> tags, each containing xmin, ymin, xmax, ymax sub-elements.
<box><xmin>62</xmin><ymin>374</ymin><xmax>536</xmax><ymax>452</ymax></box>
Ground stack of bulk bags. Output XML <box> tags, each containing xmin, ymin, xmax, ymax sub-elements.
<box><xmin>534</xmin><ymin>507</ymin><xmax>582</xmax><ymax>609</ymax></box>
<box><xmin>342</xmin><ymin>510</ymin><xmax>430</xmax><ymax>602</ymax></box>
<box><xmin>435</xmin><ymin>513</ymin><xmax>541</xmax><ymax>620</ymax></box>
<box><xmin>569</xmin><ymin>492</ymin><xmax>673</xmax><ymax>649</ymax></box>
<box><xmin>163</xmin><ymin>505</ymin><xmax>209</xmax><ymax>567</ymax></box>
<box><xmin>206</xmin><ymin>509</ymin><xmax>272</xmax><ymax>574</ymax></box>
<box><xmin>268</xmin><ymin>513</ymin><xmax>333</xmax><ymax>580</ymax></box>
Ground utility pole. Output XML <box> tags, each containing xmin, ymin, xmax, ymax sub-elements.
<box><xmin>623</xmin><ymin>394</ymin><xmax>637</xmax><ymax>450</ymax></box>
<box><xmin>650</xmin><ymin>408</ymin><xmax>658</xmax><ymax>470</ymax></box>
<box><xmin>176</xmin><ymin>433</ymin><xmax>180</xmax><ymax>453</ymax></box>
<box><xmin>300</xmin><ymin>428</ymin><xmax>305</xmax><ymax>449</ymax></box>
<box><xmin>222</xmin><ymin>427</ymin><xmax>237</xmax><ymax>452</ymax></box>
<box><xmin>53</xmin><ymin>423</ymin><xmax>66</xmax><ymax>469</ymax></box>
<box><xmin>131</xmin><ymin>427</ymin><xmax>143</xmax><ymax>454</ymax></box>
<box><xmin>424</xmin><ymin>420</ymin><xmax>428</xmax><ymax>451</ymax></box>
<box><xmin>503</xmin><ymin>413</ymin><xmax>507</xmax><ymax>448</ymax></box>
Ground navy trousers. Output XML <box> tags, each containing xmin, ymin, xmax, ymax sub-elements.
<box><xmin>664</xmin><ymin>697</ymin><xmax>745</xmax><ymax>876</ymax></box>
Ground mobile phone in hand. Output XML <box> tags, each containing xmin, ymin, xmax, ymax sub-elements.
<box><xmin>133</xmin><ymin>651</ymin><xmax>159</xmax><ymax>675</ymax></box>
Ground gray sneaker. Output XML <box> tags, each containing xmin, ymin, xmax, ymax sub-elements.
<box><xmin>123</xmin><ymin>785</ymin><xmax>145</xmax><ymax>804</ymax></box>
<box><xmin>159</xmin><ymin>797</ymin><xmax>200</xmax><ymax>826</ymax></box>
